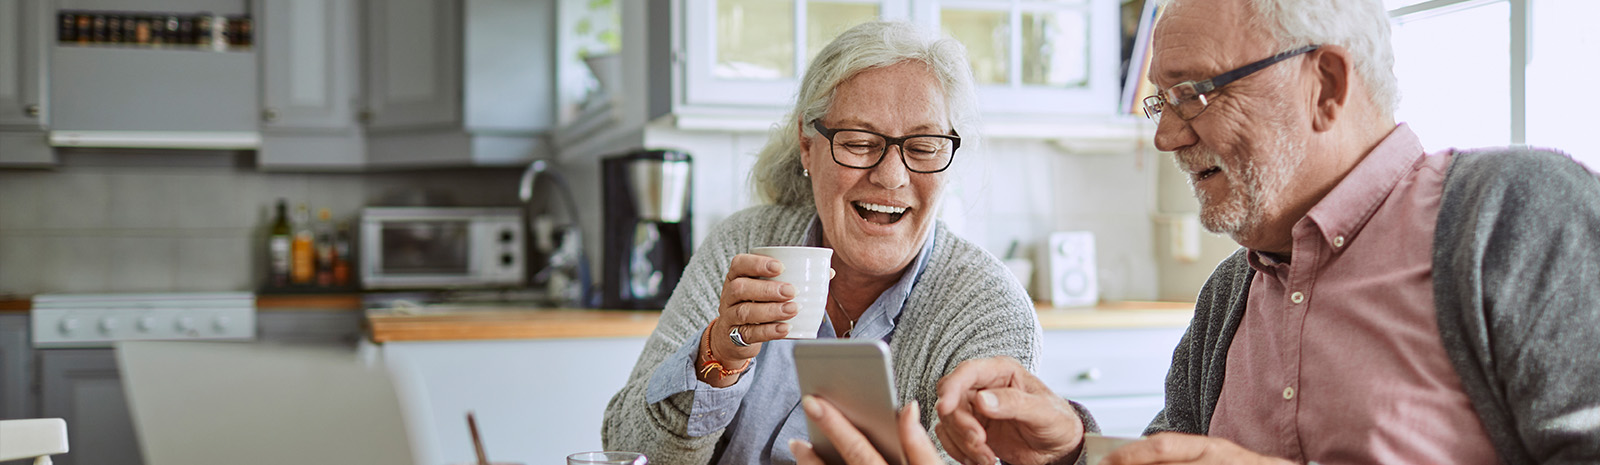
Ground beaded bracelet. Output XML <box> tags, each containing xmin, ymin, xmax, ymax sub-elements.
<box><xmin>699</xmin><ymin>317</ymin><xmax>751</xmax><ymax>380</ymax></box>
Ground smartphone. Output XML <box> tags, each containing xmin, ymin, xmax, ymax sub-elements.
<box><xmin>794</xmin><ymin>339</ymin><xmax>906</xmax><ymax>465</ymax></box>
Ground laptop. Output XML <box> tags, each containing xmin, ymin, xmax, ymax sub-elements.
<box><xmin>116</xmin><ymin>341</ymin><xmax>417</xmax><ymax>465</ymax></box>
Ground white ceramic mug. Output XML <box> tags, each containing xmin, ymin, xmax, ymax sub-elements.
<box><xmin>750</xmin><ymin>246</ymin><xmax>833</xmax><ymax>339</ymax></box>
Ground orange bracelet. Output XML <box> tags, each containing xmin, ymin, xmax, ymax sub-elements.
<box><xmin>699</xmin><ymin>317</ymin><xmax>751</xmax><ymax>380</ymax></box>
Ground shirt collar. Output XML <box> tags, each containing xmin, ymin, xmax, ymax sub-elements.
<box><xmin>1301</xmin><ymin>123</ymin><xmax>1428</xmax><ymax>252</ymax></box>
<box><xmin>801</xmin><ymin>215</ymin><xmax>937</xmax><ymax>340</ymax></box>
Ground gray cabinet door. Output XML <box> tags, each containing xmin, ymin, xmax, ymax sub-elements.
<box><xmin>0</xmin><ymin>0</ymin><xmax>47</xmax><ymax>130</ymax></box>
<box><xmin>256</xmin><ymin>0</ymin><xmax>366</xmax><ymax>169</ymax></box>
<box><xmin>256</xmin><ymin>311</ymin><xmax>363</xmax><ymax>349</ymax></box>
<box><xmin>0</xmin><ymin>315</ymin><xmax>33</xmax><ymax>420</ymax></box>
<box><xmin>259</xmin><ymin>0</ymin><xmax>360</xmax><ymax>131</ymax></box>
<box><xmin>363</xmin><ymin>0</ymin><xmax>461</xmax><ymax>131</ymax></box>
<box><xmin>39</xmin><ymin>349</ymin><xmax>142</xmax><ymax>465</ymax></box>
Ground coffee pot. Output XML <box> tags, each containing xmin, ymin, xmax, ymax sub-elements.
<box><xmin>601</xmin><ymin>150</ymin><xmax>692</xmax><ymax>309</ymax></box>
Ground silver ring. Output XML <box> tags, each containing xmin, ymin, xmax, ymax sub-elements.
<box><xmin>729</xmin><ymin>325</ymin><xmax>751</xmax><ymax>347</ymax></box>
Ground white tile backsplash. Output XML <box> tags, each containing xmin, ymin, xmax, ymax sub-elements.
<box><xmin>108</xmin><ymin>172</ymin><xmax>185</xmax><ymax>229</ymax></box>
<box><xmin>107</xmin><ymin>236</ymin><xmax>179</xmax><ymax>292</ymax></box>
<box><xmin>0</xmin><ymin>160</ymin><xmax>523</xmax><ymax>294</ymax></box>
<box><xmin>175</xmin><ymin>233</ymin><xmax>255</xmax><ymax>292</ymax></box>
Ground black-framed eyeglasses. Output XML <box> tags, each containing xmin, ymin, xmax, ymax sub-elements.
<box><xmin>810</xmin><ymin>120</ymin><xmax>961</xmax><ymax>174</ymax></box>
<box><xmin>1142</xmin><ymin>44</ymin><xmax>1321</xmax><ymax>124</ymax></box>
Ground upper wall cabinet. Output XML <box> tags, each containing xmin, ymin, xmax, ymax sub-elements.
<box><xmin>646</xmin><ymin>0</ymin><xmax>1125</xmax><ymax>137</ymax></box>
<box><xmin>256</xmin><ymin>0</ymin><xmax>365</xmax><ymax>169</ymax></box>
<box><xmin>257</xmin><ymin>0</ymin><xmax>556</xmax><ymax>170</ymax></box>
<box><xmin>681</xmin><ymin>0</ymin><xmax>908</xmax><ymax>109</ymax></box>
<box><xmin>362</xmin><ymin>0</ymin><xmax>461</xmax><ymax>131</ymax></box>
<box><xmin>937</xmin><ymin>0</ymin><xmax>1120</xmax><ymax>119</ymax></box>
<box><xmin>0</xmin><ymin>0</ymin><xmax>52</xmax><ymax>165</ymax></box>
<box><xmin>363</xmin><ymin>0</ymin><xmax>557</xmax><ymax>168</ymax></box>
<box><xmin>0</xmin><ymin>0</ymin><xmax>48</xmax><ymax>130</ymax></box>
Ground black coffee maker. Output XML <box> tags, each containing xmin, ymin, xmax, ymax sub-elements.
<box><xmin>601</xmin><ymin>150</ymin><xmax>692</xmax><ymax>309</ymax></box>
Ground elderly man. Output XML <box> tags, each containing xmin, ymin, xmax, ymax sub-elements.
<box><xmin>790</xmin><ymin>0</ymin><xmax>1600</xmax><ymax>464</ymax></box>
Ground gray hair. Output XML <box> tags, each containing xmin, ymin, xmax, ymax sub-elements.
<box><xmin>750</xmin><ymin>21</ymin><xmax>980</xmax><ymax>206</ymax></box>
<box><xmin>1160</xmin><ymin>0</ymin><xmax>1400</xmax><ymax>117</ymax></box>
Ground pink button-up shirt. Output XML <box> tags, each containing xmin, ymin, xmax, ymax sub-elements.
<box><xmin>1207</xmin><ymin>125</ymin><xmax>1497</xmax><ymax>464</ymax></box>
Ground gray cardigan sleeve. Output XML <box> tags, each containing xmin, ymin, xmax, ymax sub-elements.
<box><xmin>1433</xmin><ymin>148</ymin><xmax>1600</xmax><ymax>465</ymax></box>
<box><xmin>1142</xmin><ymin>248</ymin><xmax>1252</xmax><ymax>437</ymax></box>
<box><xmin>600</xmin><ymin>207</ymin><xmax>777</xmax><ymax>464</ymax></box>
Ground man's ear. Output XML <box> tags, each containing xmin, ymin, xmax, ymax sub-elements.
<box><xmin>1310</xmin><ymin>45</ymin><xmax>1352</xmax><ymax>132</ymax></box>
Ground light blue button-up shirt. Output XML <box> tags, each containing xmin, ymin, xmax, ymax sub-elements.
<box><xmin>644</xmin><ymin>215</ymin><xmax>936</xmax><ymax>464</ymax></box>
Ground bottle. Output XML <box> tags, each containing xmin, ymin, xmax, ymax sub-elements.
<box><xmin>332</xmin><ymin>221</ymin><xmax>353</xmax><ymax>287</ymax></box>
<box><xmin>291</xmin><ymin>204</ymin><xmax>315</xmax><ymax>285</ymax></box>
<box><xmin>315</xmin><ymin>208</ymin><xmax>335</xmax><ymax>287</ymax></box>
<box><xmin>267</xmin><ymin>199</ymin><xmax>292</xmax><ymax>288</ymax></box>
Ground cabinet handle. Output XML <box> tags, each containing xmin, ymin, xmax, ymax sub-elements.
<box><xmin>24</xmin><ymin>104</ymin><xmax>40</xmax><ymax>118</ymax></box>
<box><xmin>1075</xmin><ymin>368</ymin><xmax>1102</xmax><ymax>382</ymax></box>
<box><xmin>358</xmin><ymin>109</ymin><xmax>374</xmax><ymax>124</ymax></box>
<box><xmin>263</xmin><ymin>108</ymin><xmax>279</xmax><ymax>122</ymax></box>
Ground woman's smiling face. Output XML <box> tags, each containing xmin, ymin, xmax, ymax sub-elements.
<box><xmin>799</xmin><ymin>61</ymin><xmax>952</xmax><ymax>280</ymax></box>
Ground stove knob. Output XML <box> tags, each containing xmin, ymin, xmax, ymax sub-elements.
<box><xmin>59</xmin><ymin>317</ymin><xmax>81</xmax><ymax>334</ymax></box>
<box><xmin>177</xmin><ymin>316</ymin><xmax>196</xmax><ymax>332</ymax></box>
<box><xmin>99</xmin><ymin>317</ymin><xmax>119</xmax><ymax>334</ymax></box>
<box><xmin>138</xmin><ymin>316</ymin><xmax>157</xmax><ymax>332</ymax></box>
<box><xmin>213</xmin><ymin>315</ymin><xmax>231</xmax><ymax>332</ymax></box>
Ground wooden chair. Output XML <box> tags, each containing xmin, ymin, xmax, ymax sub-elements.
<box><xmin>0</xmin><ymin>418</ymin><xmax>69</xmax><ymax>465</ymax></box>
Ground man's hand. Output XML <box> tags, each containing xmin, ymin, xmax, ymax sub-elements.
<box><xmin>934</xmin><ymin>357</ymin><xmax>1085</xmax><ymax>465</ymax></box>
<box><xmin>790</xmin><ymin>395</ymin><xmax>944</xmax><ymax>465</ymax></box>
<box><xmin>1100</xmin><ymin>433</ymin><xmax>1294</xmax><ymax>465</ymax></box>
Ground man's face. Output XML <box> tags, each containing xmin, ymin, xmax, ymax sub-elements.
<box><xmin>1148</xmin><ymin>0</ymin><xmax>1312</xmax><ymax>248</ymax></box>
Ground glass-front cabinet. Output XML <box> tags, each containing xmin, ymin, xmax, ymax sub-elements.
<box><xmin>678</xmin><ymin>0</ymin><xmax>1121</xmax><ymax>123</ymax></box>
<box><xmin>938</xmin><ymin>0</ymin><xmax>1119</xmax><ymax>117</ymax></box>
<box><xmin>683</xmin><ymin>0</ymin><xmax>908</xmax><ymax>108</ymax></box>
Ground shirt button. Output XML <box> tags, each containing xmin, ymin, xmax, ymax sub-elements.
<box><xmin>1333</xmin><ymin>236</ymin><xmax>1346</xmax><ymax>248</ymax></box>
<box><xmin>1290</xmin><ymin>291</ymin><xmax>1305</xmax><ymax>304</ymax></box>
<box><xmin>1283</xmin><ymin>386</ymin><xmax>1295</xmax><ymax>400</ymax></box>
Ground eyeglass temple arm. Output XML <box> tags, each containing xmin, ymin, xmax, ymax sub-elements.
<box><xmin>1199</xmin><ymin>44</ymin><xmax>1321</xmax><ymax>94</ymax></box>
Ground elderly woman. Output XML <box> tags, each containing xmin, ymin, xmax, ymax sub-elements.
<box><xmin>601</xmin><ymin>21</ymin><xmax>1041</xmax><ymax>464</ymax></box>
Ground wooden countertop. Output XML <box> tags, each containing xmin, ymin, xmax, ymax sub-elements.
<box><xmin>367</xmin><ymin>301</ymin><xmax>1195</xmax><ymax>343</ymax></box>
<box><xmin>0</xmin><ymin>294</ymin><xmax>365</xmax><ymax>313</ymax></box>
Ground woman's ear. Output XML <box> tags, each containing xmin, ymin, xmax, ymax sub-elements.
<box><xmin>1310</xmin><ymin>45</ymin><xmax>1352</xmax><ymax>132</ymax></box>
<box><xmin>798</xmin><ymin>120</ymin><xmax>814</xmax><ymax>172</ymax></box>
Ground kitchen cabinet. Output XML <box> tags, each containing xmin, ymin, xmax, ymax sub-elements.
<box><xmin>363</xmin><ymin>0</ymin><xmax>557</xmax><ymax>168</ymax></box>
<box><xmin>257</xmin><ymin>310</ymin><xmax>363</xmax><ymax>348</ymax></box>
<box><xmin>38</xmin><ymin>349</ymin><xmax>142</xmax><ymax>465</ymax></box>
<box><xmin>362</xmin><ymin>0</ymin><xmax>461</xmax><ymax>131</ymax></box>
<box><xmin>679</xmin><ymin>0</ymin><xmax>907</xmax><ymax>108</ymax></box>
<box><xmin>1038</xmin><ymin>326</ymin><xmax>1186</xmax><ymax>437</ymax></box>
<box><xmin>0</xmin><ymin>0</ymin><xmax>53</xmax><ymax>166</ymax></box>
<box><xmin>0</xmin><ymin>314</ymin><xmax>33</xmax><ymax>421</ymax></box>
<box><xmin>256</xmin><ymin>0</ymin><xmax>365</xmax><ymax>169</ymax></box>
<box><xmin>937</xmin><ymin>0</ymin><xmax>1121</xmax><ymax>118</ymax></box>
<box><xmin>646</xmin><ymin>0</ymin><xmax>1121</xmax><ymax>134</ymax></box>
<box><xmin>256</xmin><ymin>0</ymin><xmax>556</xmax><ymax>169</ymax></box>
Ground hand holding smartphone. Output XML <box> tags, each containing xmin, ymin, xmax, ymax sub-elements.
<box><xmin>794</xmin><ymin>340</ymin><xmax>906</xmax><ymax>465</ymax></box>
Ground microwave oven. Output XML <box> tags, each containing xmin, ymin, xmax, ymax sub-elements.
<box><xmin>359</xmin><ymin>207</ymin><xmax>524</xmax><ymax>289</ymax></box>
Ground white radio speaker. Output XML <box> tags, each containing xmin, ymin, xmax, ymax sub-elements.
<box><xmin>1043</xmin><ymin>231</ymin><xmax>1098</xmax><ymax>307</ymax></box>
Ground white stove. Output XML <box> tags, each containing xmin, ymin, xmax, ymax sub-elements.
<box><xmin>31</xmin><ymin>292</ymin><xmax>256</xmax><ymax>348</ymax></box>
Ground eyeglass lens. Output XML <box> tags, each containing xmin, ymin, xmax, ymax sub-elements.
<box><xmin>830</xmin><ymin>130</ymin><xmax>955</xmax><ymax>172</ymax></box>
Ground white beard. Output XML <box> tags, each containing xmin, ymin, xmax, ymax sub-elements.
<box><xmin>1179</xmin><ymin>110</ymin><xmax>1306</xmax><ymax>242</ymax></box>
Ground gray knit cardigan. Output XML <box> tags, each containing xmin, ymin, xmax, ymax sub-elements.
<box><xmin>1143</xmin><ymin>148</ymin><xmax>1600</xmax><ymax>464</ymax></box>
<box><xmin>602</xmin><ymin>204</ymin><xmax>1044</xmax><ymax>464</ymax></box>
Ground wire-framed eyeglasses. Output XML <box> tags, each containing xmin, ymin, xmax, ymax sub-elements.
<box><xmin>810</xmin><ymin>120</ymin><xmax>960</xmax><ymax>174</ymax></box>
<box><xmin>1142</xmin><ymin>44</ymin><xmax>1321</xmax><ymax>124</ymax></box>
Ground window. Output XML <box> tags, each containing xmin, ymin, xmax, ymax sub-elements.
<box><xmin>1389</xmin><ymin>0</ymin><xmax>1600</xmax><ymax>169</ymax></box>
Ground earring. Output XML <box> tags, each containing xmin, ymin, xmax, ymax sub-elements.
<box><xmin>803</xmin><ymin>168</ymin><xmax>810</xmax><ymax>177</ymax></box>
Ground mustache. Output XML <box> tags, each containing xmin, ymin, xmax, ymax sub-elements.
<box><xmin>1174</xmin><ymin>147</ymin><xmax>1222</xmax><ymax>175</ymax></box>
